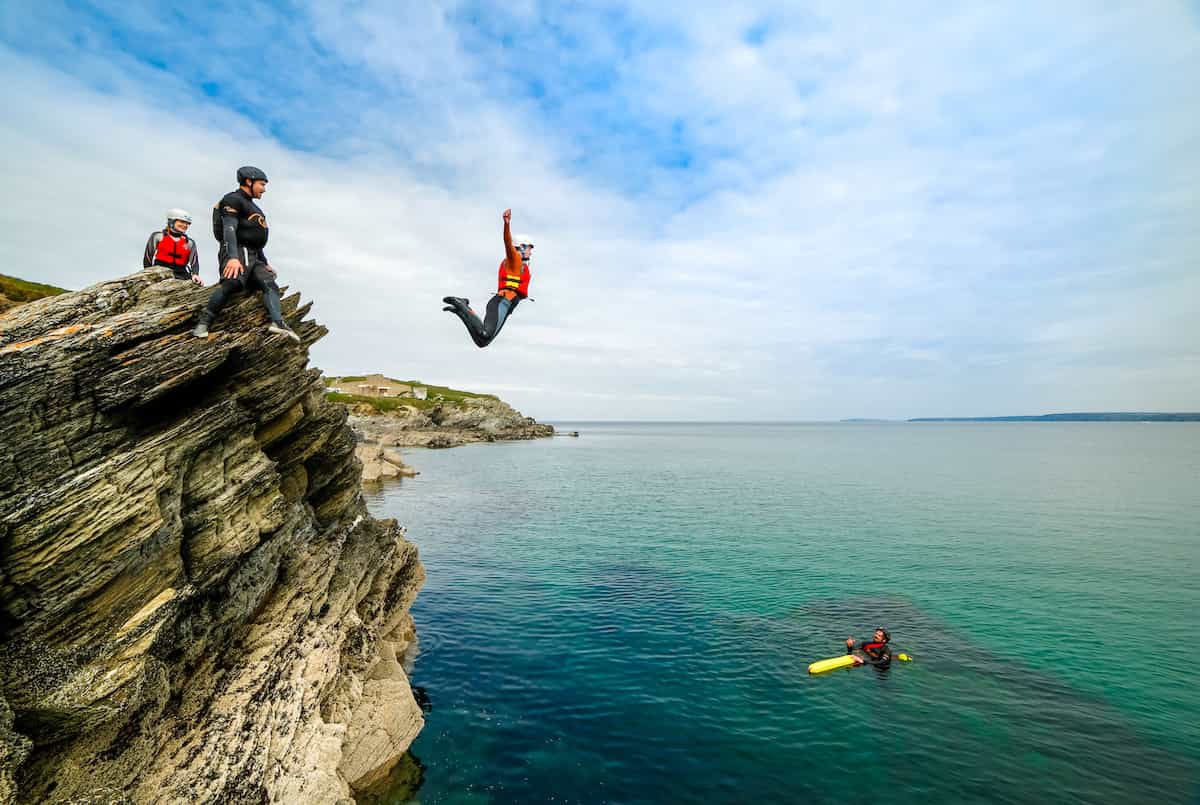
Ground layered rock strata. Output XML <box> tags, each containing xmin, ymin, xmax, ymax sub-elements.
<box><xmin>0</xmin><ymin>270</ymin><xmax>424</xmax><ymax>803</ymax></box>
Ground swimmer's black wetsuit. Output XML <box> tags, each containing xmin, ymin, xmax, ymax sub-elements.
<box><xmin>848</xmin><ymin>638</ymin><xmax>892</xmax><ymax>667</ymax></box>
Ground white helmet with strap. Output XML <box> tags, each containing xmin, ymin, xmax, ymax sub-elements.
<box><xmin>513</xmin><ymin>234</ymin><xmax>535</xmax><ymax>260</ymax></box>
<box><xmin>166</xmin><ymin>209</ymin><xmax>193</xmax><ymax>234</ymax></box>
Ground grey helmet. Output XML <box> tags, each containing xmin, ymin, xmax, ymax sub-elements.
<box><xmin>166</xmin><ymin>208</ymin><xmax>193</xmax><ymax>234</ymax></box>
<box><xmin>236</xmin><ymin>166</ymin><xmax>268</xmax><ymax>185</ymax></box>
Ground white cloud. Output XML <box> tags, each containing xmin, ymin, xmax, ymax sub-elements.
<box><xmin>1</xmin><ymin>1</ymin><xmax>1198</xmax><ymax>420</ymax></box>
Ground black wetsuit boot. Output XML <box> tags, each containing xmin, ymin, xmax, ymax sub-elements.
<box><xmin>444</xmin><ymin>297</ymin><xmax>490</xmax><ymax>348</ymax></box>
<box><xmin>444</xmin><ymin>294</ymin><xmax>519</xmax><ymax>349</ymax></box>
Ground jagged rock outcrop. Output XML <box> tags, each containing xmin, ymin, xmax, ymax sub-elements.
<box><xmin>0</xmin><ymin>270</ymin><xmax>424</xmax><ymax>803</ymax></box>
<box><xmin>349</xmin><ymin>396</ymin><xmax>553</xmax><ymax>450</ymax></box>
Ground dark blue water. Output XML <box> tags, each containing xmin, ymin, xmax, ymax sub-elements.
<box><xmin>362</xmin><ymin>423</ymin><xmax>1200</xmax><ymax>804</ymax></box>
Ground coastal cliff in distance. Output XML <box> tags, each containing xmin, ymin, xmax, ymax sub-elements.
<box><xmin>0</xmin><ymin>270</ymin><xmax>425</xmax><ymax>803</ymax></box>
<box><xmin>329</xmin><ymin>376</ymin><xmax>554</xmax><ymax>452</ymax></box>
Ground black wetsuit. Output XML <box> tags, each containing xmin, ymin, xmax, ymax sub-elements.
<box><xmin>446</xmin><ymin>294</ymin><xmax>520</xmax><ymax>349</ymax></box>
<box><xmin>200</xmin><ymin>189</ymin><xmax>282</xmax><ymax>323</ymax></box>
<box><xmin>848</xmin><ymin>638</ymin><xmax>892</xmax><ymax>667</ymax></box>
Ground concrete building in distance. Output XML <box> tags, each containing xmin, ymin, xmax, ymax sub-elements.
<box><xmin>336</xmin><ymin>374</ymin><xmax>428</xmax><ymax>400</ymax></box>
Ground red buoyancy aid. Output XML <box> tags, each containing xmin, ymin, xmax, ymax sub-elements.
<box><xmin>497</xmin><ymin>259</ymin><xmax>531</xmax><ymax>298</ymax></box>
<box><xmin>154</xmin><ymin>232</ymin><xmax>192</xmax><ymax>269</ymax></box>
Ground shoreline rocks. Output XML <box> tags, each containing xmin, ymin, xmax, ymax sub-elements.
<box><xmin>356</xmin><ymin>443</ymin><xmax>420</xmax><ymax>483</ymax></box>
<box><xmin>344</xmin><ymin>396</ymin><xmax>554</xmax><ymax>478</ymax></box>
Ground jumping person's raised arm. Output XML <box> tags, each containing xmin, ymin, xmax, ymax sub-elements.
<box><xmin>502</xmin><ymin>208</ymin><xmax>521</xmax><ymax>270</ymax></box>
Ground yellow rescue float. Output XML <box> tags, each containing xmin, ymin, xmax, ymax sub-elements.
<box><xmin>808</xmin><ymin>652</ymin><xmax>913</xmax><ymax>674</ymax></box>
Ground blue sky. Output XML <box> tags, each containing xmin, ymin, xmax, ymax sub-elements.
<box><xmin>1</xmin><ymin>2</ymin><xmax>1198</xmax><ymax>419</ymax></box>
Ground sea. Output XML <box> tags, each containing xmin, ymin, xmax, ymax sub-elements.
<box><xmin>359</xmin><ymin>422</ymin><xmax>1200</xmax><ymax>804</ymax></box>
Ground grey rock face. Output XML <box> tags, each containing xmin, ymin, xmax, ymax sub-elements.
<box><xmin>0</xmin><ymin>269</ymin><xmax>424</xmax><ymax>803</ymax></box>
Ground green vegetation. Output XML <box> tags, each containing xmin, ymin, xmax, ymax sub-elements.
<box><xmin>326</xmin><ymin>393</ymin><xmax>433</xmax><ymax>413</ymax></box>
<box><xmin>0</xmin><ymin>274</ymin><xmax>70</xmax><ymax>313</ymax></box>
<box><xmin>324</xmin><ymin>373</ymin><xmax>497</xmax><ymax>414</ymax></box>
<box><xmin>406</xmin><ymin>382</ymin><xmax>498</xmax><ymax>404</ymax></box>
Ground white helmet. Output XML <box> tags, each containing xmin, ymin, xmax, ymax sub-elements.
<box><xmin>166</xmin><ymin>208</ymin><xmax>193</xmax><ymax>225</ymax></box>
<box><xmin>513</xmin><ymin>233</ymin><xmax>535</xmax><ymax>247</ymax></box>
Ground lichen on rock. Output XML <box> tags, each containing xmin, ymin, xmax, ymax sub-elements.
<box><xmin>0</xmin><ymin>269</ymin><xmax>425</xmax><ymax>803</ymax></box>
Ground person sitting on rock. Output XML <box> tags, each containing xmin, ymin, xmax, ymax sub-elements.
<box><xmin>143</xmin><ymin>209</ymin><xmax>202</xmax><ymax>284</ymax></box>
<box><xmin>442</xmin><ymin>208</ymin><xmax>533</xmax><ymax>348</ymax></box>
<box><xmin>192</xmin><ymin>166</ymin><xmax>299</xmax><ymax>342</ymax></box>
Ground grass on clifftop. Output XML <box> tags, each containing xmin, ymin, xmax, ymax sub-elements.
<box><xmin>325</xmin><ymin>392</ymin><xmax>441</xmax><ymax>413</ymax></box>
<box><xmin>0</xmin><ymin>274</ymin><xmax>70</xmax><ymax>312</ymax></box>
<box><xmin>324</xmin><ymin>374</ymin><xmax>498</xmax><ymax>414</ymax></box>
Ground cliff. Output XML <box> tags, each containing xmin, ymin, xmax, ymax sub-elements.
<box><xmin>348</xmin><ymin>397</ymin><xmax>554</xmax><ymax>450</ymax></box>
<box><xmin>0</xmin><ymin>269</ymin><xmax>425</xmax><ymax>803</ymax></box>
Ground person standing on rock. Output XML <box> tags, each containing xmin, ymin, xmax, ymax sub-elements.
<box><xmin>442</xmin><ymin>208</ymin><xmax>533</xmax><ymax>348</ymax></box>
<box><xmin>143</xmin><ymin>209</ymin><xmax>202</xmax><ymax>284</ymax></box>
<box><xmin>192</xmin><ymin>166</ymin><xmax>300</xmax><ymax>342</ymax></box>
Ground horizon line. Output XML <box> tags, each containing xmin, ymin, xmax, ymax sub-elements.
<box><xmin>543</xmin><ymin>412</ymin><xmax>1200</xmax><ymax>424</ymax></box>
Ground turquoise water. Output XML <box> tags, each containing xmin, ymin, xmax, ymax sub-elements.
<box><xmin>362</xmin><ymin>423</ymin><xmax>1200</xmax><ymax>804</ymax></box>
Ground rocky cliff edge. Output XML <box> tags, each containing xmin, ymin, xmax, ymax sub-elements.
<box><xmin>0</xmin><ymin>270</ymin><xmax>425</xmax><ymax>803</ymax></box>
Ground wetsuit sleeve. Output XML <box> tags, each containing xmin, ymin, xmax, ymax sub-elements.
<box><xmin>217</xmin><ymin>193</ymin><xmax>244</xmax><ymax>265</ymax></box>
<box><xmin>221</xmin><ymin>214</ymin><xmax>240</xmax><ymax>263</ymax></box>
<box><xmin>187</xmin><ymin>237</ymin><xmax>200</xmax><ymax>275</ymax></box>
<box><xmin>143</xmin><ymin>232</ymin><xmax>159</xmax><ymax>268</ymax></box>
<box><xmin>863</xmin><ymin>644</ymin><xmax>892</xmax><ymax>666</ymax></box>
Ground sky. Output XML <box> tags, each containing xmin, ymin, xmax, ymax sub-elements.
<box><xmin>1</xmin><ymin>1</ymin><xmax>1198</xmax><ymax>421</ymax></box>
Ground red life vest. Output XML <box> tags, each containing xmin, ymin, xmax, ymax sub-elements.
<box><xmin>154</xmin><ymin>232</ymin><xmax>192</xmax><ymax>269</ymax></box>
<box><xmin>497</xmin><ymin>258</ymin><xmax>531</xmax><ymax>298</ymax></box>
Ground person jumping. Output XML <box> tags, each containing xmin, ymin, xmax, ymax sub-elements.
<box><xmin>443</xmin><ymin>208</ymin><xmax>532</xmax><ymax>348</ymax></box>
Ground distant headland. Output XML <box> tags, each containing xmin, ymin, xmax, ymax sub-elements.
<box><xmin>841</xmin><ymin>413</ymin><xmax>1200</xmax><ymax>423</ymax></box>
<box><xmin>908</xmin><ymin>412</ymin><xmax>1200</xmax><ymax>422</ymax></box>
